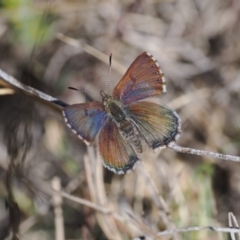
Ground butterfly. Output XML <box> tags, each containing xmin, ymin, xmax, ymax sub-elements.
<box><xmin>62</xmin><ymin>52</ymin><xmax>181</xmax><ymax>174</ymax></box>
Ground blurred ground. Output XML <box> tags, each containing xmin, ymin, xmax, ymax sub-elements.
<box><xmin>0</xmin><ymin>0</ymin><xmax>240</xmax><ymax>239</ymax></box>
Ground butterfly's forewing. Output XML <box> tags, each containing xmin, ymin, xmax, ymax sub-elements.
<box><xmin>113</xmin><ymin>52</ymin><xmax>166</xmax><ymax>104</ymax></box>
<box><xmin>99</xmin><ymin>119</ymin><xmax>139</xmax><ymax>174</ymax></box>
<box><xmin>63</xmin><ymin>101</ymin><xmax>107</xmax><ymax>145</ymax></box>
<box><xmin>127</xmin><ymin>101</ymin><xmax>181</xmax><ymax>149</ymax></box>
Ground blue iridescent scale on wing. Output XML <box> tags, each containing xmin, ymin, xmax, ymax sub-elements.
<box><xmin>63</xmin><ymin>102</ymin><xmax>107</xmax><ymax>144</ymax></box>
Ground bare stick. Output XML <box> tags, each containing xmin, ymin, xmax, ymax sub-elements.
<box><xmin>157</xmin><ymin>225</ymin><xmax>240</xmax><ymax>236</ymax></box>
<box><xmin>0</xmin><ymin>69</ymin><xmax>67</xmax><ymax>112</ymax></box>
<box><xmin>61</xmin><ymin>191</ymin><xmax>111</xmax><ymax>214</ymax></box>
<box><xmin>52</xmin><ymin>177</ymin><xmax>65</xmax><ymax>240</ymax></box>
<box><xmin>228</xmin><ymin>212</ymin><xmax>240</xmax><ymax>240</ymax></box>
<box><xmin>127</xmin><ymin>212</ymin><xmax>162</xmax><ymax>239</ymax></box>
<box><xmin>168</xmin><ymin>142</ymin><xmax>240</xmax><ymax>162</ymax></box>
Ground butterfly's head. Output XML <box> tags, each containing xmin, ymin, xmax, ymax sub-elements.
<box><xmin>100</xmin><ymin>90</ymin><xmax>113</xmax><ymax>107</ymax></box>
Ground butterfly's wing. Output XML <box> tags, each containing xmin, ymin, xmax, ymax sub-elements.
<box><xmin>63</xmin><ymin>101</ymin><xmax>107</xmax><ymax>145</ymax></box>
<box><xmin>99</xmin><ymin>119</ymin><xmax>139</xmax><ymax>174</ymax></box>
<box><xmin>113</xmin><ymin>52</ymin><xmax>166</xmax><ymax>104</ymax></box>
<box><xmin>127</xmin><ymin>101</ymin><xmax>181</xmax><ymax>149</ymax></box>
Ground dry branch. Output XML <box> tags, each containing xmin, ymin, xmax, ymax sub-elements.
<box><xmin>0</xmin><ymin>69</ymin><xmax>67</xmax><ymax>113</ymax></box>
<box><xmin>168</xmin><ymin>142</ymin><xmax>240</xmax><ymax>163</ymax></box>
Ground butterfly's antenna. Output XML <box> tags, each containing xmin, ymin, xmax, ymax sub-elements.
<box><xmin>107</xmin><ymin>53</ymin><xmax>112</xmax><ymax>95</ymax></box>
<box><xmin>68</xmin><ymin>87</ymin><xmax>98</xmax><ymax>97</ymax></box>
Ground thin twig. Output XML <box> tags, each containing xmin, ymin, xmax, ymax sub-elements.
<box><xmin>84</xmin><ymin>150</ymin><xmax>123</xmax><ymax>240</ymax></box>
<box><xmin>61</xmin><ymin>191</ymin><xmax>111</xmax><ymax>214</ymax></box>
<box><xmin>0</xmin><ymin>69</ymin><xmax>67</xmax><ymax>112</ymax></box>
<box><xmin>127</xmin><ymin>212</ymin><xmax>163</xmax><ymax>240</ymax></box>
<box><xmin>52</xmin><ymin>177</ymin><xmax>65</xmax><ymax>240</ymax></box>
<box><xmin>168</xmin><ymin>142</ymin><xmax>240</xmax><ymax>162</ymax></box>
<box><xmin>157</xmin><ymin>225</ymin><xmax>240</xmax><ymax>236</ymax></box>
<box><xmin>229</xmin><ymin>212</ymin><xmax>240</xmax><ymax>240</ymax></box>
<box><xmin>19</xmin><ymin>216</ymin><xmax>38</xmax><ymax>235</ymax></box>
<box><xmin>61</xmin><ymin>189</ymin><xmax>127</xmax><ymax>224</ymax></box>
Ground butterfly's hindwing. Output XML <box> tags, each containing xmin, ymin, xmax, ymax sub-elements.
<box><xmin>99</xmin><ymin>119</ymin><xmax>139</xmax><ymax>174</ymax></box>
<box><xmin>127</xmin><ymin>101</ymin><xmax>181</xmax><ymax>149</ymax></box>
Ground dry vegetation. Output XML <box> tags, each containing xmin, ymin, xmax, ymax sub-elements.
<box><xmin>0</xmin><ymin>0</ymin><xmax>240</xmax><ymax>239</ymax></box>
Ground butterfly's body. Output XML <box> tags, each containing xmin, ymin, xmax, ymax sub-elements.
<box><xmin>101</xmin><ymin>90</ymin><xmax>143</xmax><ymax>153</ymax></box>
<box><xmin>63</xmin><ymin>52</ymin><xmax>181</xmax><ymax>174</ymax></box>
